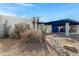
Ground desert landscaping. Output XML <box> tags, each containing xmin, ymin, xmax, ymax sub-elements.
<box><xmin>0</xmin><ymin>32</ymin><xmax>79</xmax><ymax>56</ymax></box>
<box><xmin>0</xmin><ymin>16</ymin><xmax>79</xmax><ymax>56</ymax></box>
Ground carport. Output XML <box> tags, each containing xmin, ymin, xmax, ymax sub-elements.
<box><xmin>39</xmin><ymin>19</ymin><xmax>79</xmax><ymax>36</ymax></box>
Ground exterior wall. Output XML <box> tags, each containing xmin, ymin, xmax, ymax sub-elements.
<box><xmin>37</xmin><ymin>24</ymin><xmax>52</xmax><ymax>33</ymax></box>
<box><xmin>52</xmin><ymin>25</ymin><xmax>59</xmax><ymax>32</ymax></box>
<box><xmin>0</xmin><ymin>16</ymin><xmax>6</xmax><ymax>37</ymax></box>
<box><xmin>45</xmin><ymin>25</ymin><xmax>52</xmax><ymax>33</ymax></box>
<box><xmin>38</xmin><ymin>24</ymin><xmax>43</xmax><ymax>30</ymax></box>
<box><xmin>0</xmin><ymin>15</ymin><xmax>33</xmax><ymax>37</ymax></box>
<box><xmin>0</xmin><ymin>22</ymin><xmax>4</xmax><ymax>36</ymax></box>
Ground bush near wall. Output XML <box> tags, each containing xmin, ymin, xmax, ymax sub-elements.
<box><xmin>9</xmin><ymin>22</ymin><xmax>30</xmax><ymax>39</ymax></box>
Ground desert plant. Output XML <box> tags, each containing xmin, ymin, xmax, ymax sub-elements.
<box><xmin>9</xmin><ymin>22</ymin><xmax>30</xmax><ymax>39</ymax></box>
<box><xmin>9</xmin><ymin>31</ymin><xmax>20</xmax><ymax>39</ymax></box>
<box><xmin>32</xmin><ymin>16</ymin><xmax>39</xmax><ymax>29</ymax></box>
<box><xmin>32</xmin><ymin>17</ymin><xmax>36</xmax><ymax>29</ymax></box>
<box><xmin>20</xmin><ymin>29</ymin><xmax>45</xmax><ymax>42</ymax></box>
<box><xmin>3</xmin><ymin>20</ymin><xmax>11</xmax><ymax>38</ymax></box>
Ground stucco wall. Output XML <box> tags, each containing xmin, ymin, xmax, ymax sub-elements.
<box><xmin>0</xmin><ymin>15</ymin><xmax>33</xmax><ymax>37</ymax></box>
<box><xmin>46</xmin><ymin>25</ymin><xmax>52</xmax><ymax>33</ymax></box>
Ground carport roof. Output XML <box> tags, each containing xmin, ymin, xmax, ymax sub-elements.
<box><xmin>38</xmin><ymin>19</ymin><xmax>79</xmax><ymax>26</ymax></box>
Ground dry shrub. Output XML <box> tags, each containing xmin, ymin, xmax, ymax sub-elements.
<box><xmin>20</xmin><ymin>29</ymin><xmax>45</xmax><ymax>43</ymax></box>
<box><xmin>9</xmin><ymin>31</ymin><xmax>20</xmax><ymax>39</ymax></box>
<box><xmin>9</xmin><ymin>22</ymin><xmax>30</xmax><ymax>39</ymax></box>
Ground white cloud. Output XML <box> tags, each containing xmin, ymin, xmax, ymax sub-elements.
<box><xmin>16</xmin><ymin>3</ymin><xmax>40</xmax><ymax>8</ymax></box>
<box><xmin>16</xmin><ymin>3</ymin><xmax>34</xmax><ymax>7</ymax></box>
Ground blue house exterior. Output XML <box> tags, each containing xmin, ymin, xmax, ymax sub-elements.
<box><xmin>52</xmin><ymin>25</ymin><xmax>59</xmax><ymax>32</ymax></box>
<box><xmin>38</xmin><ymin>19</ymin><xmax>79</xmax><ymax>33</ymax></box>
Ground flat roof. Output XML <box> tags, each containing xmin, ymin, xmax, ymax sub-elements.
<box><xmin>38</xmin><ymin>19</ymin><xmax>79</xmax><ymax>26</ymax></box>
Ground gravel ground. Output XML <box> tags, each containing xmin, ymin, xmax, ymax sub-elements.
<box><xmin>46</xmin><ymin>33</ymin><xmax>79</xmax><ymax>56</ymax></box>
<box><xmin>0</xmin><ymin>33</ymin><xmax>79</xmax><ymax>56</ymax></box>
<box><xmin>0</xmin><ymin>38</ymin><xmax>58</xmax><ymax>56</ymax></box>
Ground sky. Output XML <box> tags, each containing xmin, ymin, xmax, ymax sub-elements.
<box><xmin>0</xmin><ymin>3</ymin><xmax>79</xmax><ymax>22</ymax></box>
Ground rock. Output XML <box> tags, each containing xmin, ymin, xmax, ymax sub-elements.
<box><xmin>63</xmin><ymin>45</ymin><xmax>78</xmax><ymax>53</ymax></box>
<box><xmin>66</xmin><ymin>39</ymin><xmax>75</xmax><ymax>43</ymax></box>
<box><xmin>47</xmin><ymin>37</ymin><xmax>70</xmax><ymax>56</ymax></box>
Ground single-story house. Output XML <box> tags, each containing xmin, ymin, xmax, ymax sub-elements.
<box><xmin>1</xmin><ymin>15</ymin><xmax>79</xmax><ymax>37</ymax></box>
<box><xmin>38</xmin><ymin>19</ymin><xmax>79</xmax><ymax>36</ymax></box>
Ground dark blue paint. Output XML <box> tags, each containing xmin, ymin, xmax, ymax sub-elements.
<box><xmin>52</xmin><ymin>25</ymin><xmax>59</xmax><ymax>32</ymax></box>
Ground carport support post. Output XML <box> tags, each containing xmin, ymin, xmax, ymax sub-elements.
<box><xmin>35</xmin><ymin>20</ymin><xmax>37</xmax><ymax>30</ymax></box>
<box><xmin>76</xmin><ymin>25</ymin><xmax>79</xmax><ymax>34</ymax></box>
<box><xmin>65</xmin><ymin>23</ymin><xmax>69</xmax><ymax>36</ymax></box>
